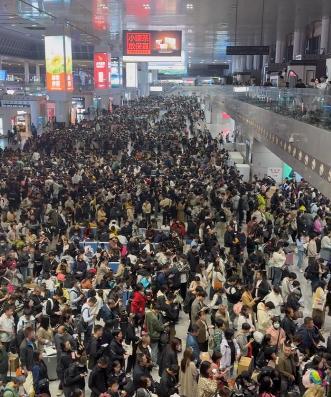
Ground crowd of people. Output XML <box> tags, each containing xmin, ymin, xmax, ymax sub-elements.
<box><xmin>0</xmin><ymin>95</ymin><xmax>331</xmax><ymax>397</ymax></box>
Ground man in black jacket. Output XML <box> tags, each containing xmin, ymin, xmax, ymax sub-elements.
<box><xmin>109</xmin><ymin>330</ymin><xmax>126</xmax><ymax>367</ymax></box>
<box><xmin>19</xmin><ymin>327</ymin><xmax>37</xmax><ymax>373</ymax></box>
<box><xmin>281</xmin><ymin>307</ymin><xmax>297</xmax><ymax>341</ymax></box>
<box><xmin>88</xmin><ymin>357</ymin><xmax>109</xmax><ymax>397</ymax></box>
<box><xmin>87</xmin><ymin>325</ymin><xmax>106</xmax><ymax>370</ymax></box>
<box><xmin>158</xmin><ymin>364</ymin><xmax>179</xmax><ymax>397</ymax></box>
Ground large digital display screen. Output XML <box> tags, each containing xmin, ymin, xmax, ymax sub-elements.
<box><xmin>45</xmin><ymin>36</ymin><xmax>66</xmax><ymax>91</ymax></box>
<box><xmin>94</xmin><ymin>52</ymin><xmax>111</xmax><ymax>89</ymax></box>
<box><xmin>123</xmin><ymin>30</ymin><xmax>182</xmax><ymax>61</ymax></box>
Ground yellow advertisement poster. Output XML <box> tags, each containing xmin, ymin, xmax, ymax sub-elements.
<box><xmin>45</xmin><ymin>36</ymin><xmax>65</xmax><ymax>91</ymax></box>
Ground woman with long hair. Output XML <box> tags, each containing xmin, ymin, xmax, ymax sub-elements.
<box><xmin>179</xmin><ymin>348</ymin><xmax>198</xmax><ymax>397</ymax></box>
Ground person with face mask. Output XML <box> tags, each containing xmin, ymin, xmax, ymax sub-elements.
<box><xmin>266</xmin><ymin>317</ymin><xmax>286</xmax><ymax>351</ymax></box>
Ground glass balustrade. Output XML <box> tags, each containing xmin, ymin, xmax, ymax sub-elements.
<box><xmin>230</xmin><ymin>86</ymin><xmax>331</xmax><ymax>131</ymax></box>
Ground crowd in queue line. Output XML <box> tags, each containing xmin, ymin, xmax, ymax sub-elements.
<box><xmin>0</xmin><ymin>95</ymin><xmax>331</xmax><ymax>397</ymax></box>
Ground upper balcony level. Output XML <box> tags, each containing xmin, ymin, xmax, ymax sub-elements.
<box><xmin>177</xmin><ymin>85</ymin><xmax>331</xmax><ymax>198</ymax></box>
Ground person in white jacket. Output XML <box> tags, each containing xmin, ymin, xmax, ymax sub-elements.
<box><xmin>220</xmin><ymin>328</ymin><xmax>241</xmax><ymax>376</ymax></box>
<box><xmin>270</xmin><ymin>245</ymin><xmax>286</xmax><ymax>286</ymax></box>
<box><xmin>320</xmin><ymin>231</ymin><xmax>331</xmax><ymax>262</ymax></box>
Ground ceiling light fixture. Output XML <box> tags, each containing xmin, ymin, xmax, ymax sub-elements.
<box><xmin>32</xmin><ymin>24</ymin><xmax>37</xmax><ymax>27</ymax></box>
<box><xmin>11</xmin><ymin>24</ymin><xmax>16</xmax><ymax>27</ymax></box>
<box><xmin>186</xmin><ymin>3</ymin><xmax>194</xmax><ymax>9</ymax></box>
<box><xmin>143</xmin><ymin>3</ymin><xmax>151</xmax><ymax>9</ymax></box>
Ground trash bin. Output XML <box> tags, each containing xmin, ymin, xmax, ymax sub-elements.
<box><xmin>44</xmin><ymin>353</ymin><xmax>57</xmax><ymax>381</ymax></box>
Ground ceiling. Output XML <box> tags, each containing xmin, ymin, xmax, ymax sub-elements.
<box><xmin>0</xmin><ymin>0</ymin><xmax>329</xmax><ymax>66</ymax></box>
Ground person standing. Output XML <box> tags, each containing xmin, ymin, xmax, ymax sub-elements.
<box><xmin>88</xmin><ymin>357</ymin><xmax>109</xmax><ymax>397</ymax></box>
<box><xmin>179</xmin><ymin>348</ymin><xmax>198</xmax><ymax>397</ymax></box>
<box><xmin>0</xmin><ymin>305</ymin><xmax>15</xmax><ymax>351</ymax></box>
<box><xmin>145</xmin><ymin>303</ymin><xmax>165</xmax><ymax>365</ymax></box>
<box><xmin>312</xmin><ymin>280</ymin><xmax>327</xmax><ymax>330</ymax></box>
<box><xmin>276</xmin><ymin>341</ymin><xmax>297</xmax><ymax>395</ymax></box>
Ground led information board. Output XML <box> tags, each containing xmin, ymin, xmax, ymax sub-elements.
<box><xmin>94</xmin><ymin>52</ymin><xmax>111</xmax><ymax>89</ymax></box>
<box><xmin>123</xmin><ymin>30</ymin><xmax>182</xmax><ymax>60</ymax></box>
<box><xmin>226</xmin><ymin>46</ymin><xmax>270</xmax><ymax>55</ymax></box>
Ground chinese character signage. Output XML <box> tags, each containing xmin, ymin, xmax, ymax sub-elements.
<box><xmin>93</xmin><ymin>0</ymin><xmax>109</xmax><ymax>31</ymax></box>
<box><xmin>45</xmin><ymin>36</ymin><xmax>73</xmax><ymax>91</ymax></box>
<box><xmin>123</xmin><ymin>30</ymin><xmax>182</xmax><ymax>60</ymax></box>
<box><xmin>94</xmin><ymin>52</ymin><xmax>111</xmax><ymax>89</ymax></box>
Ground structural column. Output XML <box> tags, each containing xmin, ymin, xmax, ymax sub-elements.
<box><xmin>275</xmin><ymin>39</ymin><xmax>285</xmax><ymax>63</ymax></box>
<box><xmin>246</xmin><ymin>55</ymin><xmax>253</xmax><ymax>72</ymax></box>
<box><xmin>35</xmin><ymin>64</ymin><xmax>40</xmax><ymax>82</ymax></box>
<box><xmin>293</xmin><ymin>29</ymin><xmax>304</xmax><ymax>59</ymax></box>
<box><xmin>24</xmin><ymin>62</ymin><xmax>30</xmax><ymax>84</ymax></box>
<box><xmin>320</xmin><ymin>16</ymin><xmax>330</xmax><ymax>54</ymax></box>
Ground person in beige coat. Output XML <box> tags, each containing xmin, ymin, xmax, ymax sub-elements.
<box><xmin>179</xmin><ymin>348</ymin><xmax>198</xmax><ymax>397</ymax></box>
<box><xmin>95</xmin><ymin>259</ymin><xmax>110</xmax><ymax>286</ymax></box>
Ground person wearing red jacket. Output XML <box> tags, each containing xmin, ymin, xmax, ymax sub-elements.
<box><xmin>130</xmin><ymin>284</ymin><xmax>147</xmax><ymax>326</ymax></box>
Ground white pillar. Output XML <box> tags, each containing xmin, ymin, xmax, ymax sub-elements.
<box><xmin>293</xmin><ymin>29</ymin><xmax>304</xmax><ymax>59</ymax></box>
<box><xmin>246</xmin><ymin>55</ymin><xmax>253</xmax><ymax>71</ymax></box>
<box><xmin>320</xmin><ymin>16</ymin><xmax>330</xmax><ymax>55</ymax></box>
<box><xmin>35</xmin><ymin>64</ymin><xmax>40</xmax><ymax>82</ymax></box>
<box><xmin>253</xmin><ymin>55</ymin><xmax>261</xmax><ymax>71</ymax></box>
<box><xmin>238</xmin><ymin>56</ymin><xmax>245</xmax><ymax>72</ymax></box>
<box><xmin>24</xmin><ymin>62</ymin><xmax>29</xmax><ymax>83</ymax></box>
<box><xmin>275</xmin><ymin>39</ymin><xmax>285</xmax><ymax>63</ymax></box>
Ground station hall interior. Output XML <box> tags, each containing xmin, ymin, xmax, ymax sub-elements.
<box><xmin>1</xmin><ymin>1</ymin><xmax>331</xmax><ymax>397</ymax></box>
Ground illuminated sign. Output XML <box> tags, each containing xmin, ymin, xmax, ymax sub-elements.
<box><xmin>0</xmin><ymin>70</ymin><xmax>7</xmax><ymax>81</ymax></box>
<box><xmin>93</xmin><ymin>0</ymin><xmax>109</xmax><ymax>31</ymax></box>
<box><xmin>126</xmin><ymin>63</ymin><xmax>138</xmax><ymax>88</ymax></box>
<box><xmin>45</xmin><ymin>36</ymin><xmax>73</xmax><ymax>91</ymax></box>
<box><xmin>94</xmin><ymin>52</ymin><xmax>111</xmax><ymax>89</ymax></box>
<box><xmin>65</xmin><ymin>36</ymin><xmax>73</xmax><ymax>91</ymax></box>
<box><xmin>123</xmin><ymin>30</ymin><xmax>182</xmax><ymax>61</ymax></box>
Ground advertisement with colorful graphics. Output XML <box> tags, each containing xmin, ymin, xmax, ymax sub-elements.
<box><xmin>65</xmin><ymin>36</ymin><xmax>73</xmax><ymax>91</ymax></box>
<box><xmin>45</xmin><ymin>36</ymin><xmax>65</xmax><ymax>91</ymax></box>
<box><xmin>45</xmin><ymin>36</ymin><xmax>73</xmax><ymax>91</ymax></box>
<box><xmin>94</xmin><ymin>52</ymin><xmax>111</xmax><ymax>89</ymax></box>
<box><xmin>123</xmin><ymin>30</ymin><xmax>182</xmax><ymax>61</ymax></box>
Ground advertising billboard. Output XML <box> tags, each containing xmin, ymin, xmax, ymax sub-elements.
<box><xmin>45</xmin><ymin>36</ymin><xmax>73</xmax><ymax>91</ymax></box>
<box><xmin>93</xmin><ymin>0</ymin><xmax>109</xmax><ymax>31</ymax></box>
<box><xmin>123</xmin><ymin>30</ymin><xmax>182</xmax><ymax>62</ymax></box>
<box><xmin>94</xmin><ymin>52</ymin><xmax>111</xmax><ymax>89</ymax></box>
<box><xmin>45</xmin><ymin>36</ymin><xmax>66</xmax><ymax>91</ymax></box>
<box><xmin>65</xmin><ymin>36</ymin><xmax>73</xmax><ymax>91</ymax></box>
<box><xmin>126</xmin><ymin>63</ymin><xmax>138</xmax><ymax>88</ymax></box>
